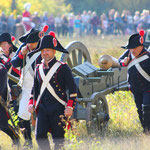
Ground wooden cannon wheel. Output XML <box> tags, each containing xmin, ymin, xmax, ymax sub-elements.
<box><xmin>60</xmin><ymin>41</ymin><xmax>91</xmax><ymax>69</ymax></box>
<box><xmin>86</xmin><ymin>92</ymin><xmax>109</xmax><ymax>135</ymax></box>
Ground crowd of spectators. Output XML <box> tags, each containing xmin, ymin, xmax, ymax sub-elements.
<box><xmin>0</xmin><ymin>9</ymin><xmax>150</xmax><ymax>38</ymax></box>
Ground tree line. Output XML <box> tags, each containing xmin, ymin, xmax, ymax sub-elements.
<box><xmin>65</xmin><ymin>0</ymin><xmax>150</xmax><ymax>15</ymax></box>
<box><xmin>0</xmin><ymin>0</ymin><xmax>149</xmax><ymax>16</ymax></box>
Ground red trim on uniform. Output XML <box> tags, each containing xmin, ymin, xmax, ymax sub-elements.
<box><xmin>67</xmin><ymin>121</ymin><xmax>71</xmax><ymax>130</ymax></box>
<box><xmin>12</xmin><ymin>67</ymin><xmax>21</xmax><ymax>76</ymax></box>
<box><xmin>120</xmin><ymin>61</ymin><xmax>127</xmax><ymax>67</ymax></box>
<box><xmin>48</xmin><ymin>128</ymin><xmax>52</xmax><ymax>133</ymax></box>
<box><xmin>67</xmin><ymin>100</ymin><xmax>74</xmax><ymax>107</ymax></box>
<box><xmin>28</xmin><ymin>99</ymin><xmax>33</xmax><ymax>105</ymax></box>
<box><xmin>6</xmin><ymin>111</ymin><xmax>10</xmax><ymax>119</ymax></box>
<box><xmin>1</xmin><ymin>59</ymin><xmax>6</xmax><ymax>64</ymax></box>
<box><xmin>7</xmin><ymin>58</ymin><xmax>11</xmax><ymax>62</ymax></box>
<box><xmin>57</xmin><ymin>60</ymin><xmax>66</xmax><ymax>65</ymax></box>
<box><xmin>28</xmin><ymin>99</ymin><xmax>36</xmax><ymax>106</ymax></box>
<box><xmin>18</xmin><ymin>51</ymin><xmax>24</xmax><ymax>59</ymax></box>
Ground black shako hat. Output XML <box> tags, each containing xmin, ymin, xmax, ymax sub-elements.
<box><xmin>19</xmin><ymin>28</ymin><xmax>39</xmax><ymax>43</ymax></box>
<box><xmin>26</xmin><ymin>31</ymin><xmax>40</xmax><ymax>43</ymax></box>
<box><xmin>121</xmin><ymin>30</ymin><xmax>145</xmax><ymax>49</ymax></box>
<box><xmin>30</xmin><ymin>34</ymin><xmax>68</xmax><ymax>54</ymax></box>
<box><xmin>0</xmin><ymin>33</ymin><xmax>18</xmax><ymax>52</ymax></box>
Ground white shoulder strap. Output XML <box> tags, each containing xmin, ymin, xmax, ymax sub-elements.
<box><xmin>0</xmin><ymin>55</ymin><xmax>8</xmax><ymax>62</ymax></box>
<box><xmin>35</xmin><ymin>62</ymin><xmax>67</xmax><ymax>108</ymax></box>
<box><xmin>127</xmin><ymin>54</ymin><xmax>150</xmax><ymax>82</ymax></box>
<box><xmin>18</xmin><ymin>51</ymin><xmax>40</xmax><ymax>86</ymax></box>
<box><xmin>24</xmin><ymin>51</ymin><xmax>41</xmax><ymax>75</ymax></box>
<box><xmin>0</xmin><ymin>55</ymin><xmax>12</xmax><ymax>73</ymax></box>
<box><xmin>128</xmin><ymin>55</ymin><xmax>149</xmax><ymax>69</ymax></box>
<box><xmin>135</xmin><ymin>63</ymin><xmax>150</xmax><ymax>82</ymax></box>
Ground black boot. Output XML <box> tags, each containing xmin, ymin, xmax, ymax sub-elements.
<box><xmin>137</xmin><ymin>109</ymin><xmax>144</xmax><ymax>128</ymax></box>
<box><xmin>18</xmin><ymin>118</ymin><xmax>33</xmax><ymax>149</ymax></box>
<box><xmin>142</xmin><ymin>104</ymin><xmax>150</xmax><ymax>134</ymax></box>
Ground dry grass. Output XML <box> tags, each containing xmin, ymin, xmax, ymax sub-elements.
<box><xmin>1</xmin><ymin>35</ymin><xmax>149</xmax><ymax>150</ymax></box>
<box><xmin>58</xmin><ymin>34</ymin><xmax>128</xmax><ymax>67</ymax></box>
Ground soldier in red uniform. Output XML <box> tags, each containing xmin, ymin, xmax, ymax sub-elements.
<box><xmin>22</xmin><ymin>3</ymin><xmax>33</xmax><ymax>31</ymax></box>
<box><xmin>28</xmin><ymin>32</ymin><xmax>77</xmax><ymax>150</ymax></box>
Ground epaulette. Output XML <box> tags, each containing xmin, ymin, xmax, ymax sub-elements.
<box><xmin>57</xmin><ymin>60</ymin><xmax>66</xmax><ymax>65</ymax></box>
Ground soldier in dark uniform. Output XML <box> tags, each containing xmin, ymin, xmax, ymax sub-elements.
<box><xmin>28</xmin><ymin>32</ymin><xmax>77</xmax><ymax>150</ymax></box>
<box><xmin>0</xmin><ymin>32</ymin><xmax>20</xmax><ymax>123</ymax></box>
<box><xmin>0</xmin><ymin>63</ymin><xmax>20</xmax><ymax>147</ymax></box>
<box><xmin>11</xmin><ymin>29</ymin><xmax>38</xmax><ymax>116</ymax></box>
<box><xmin>118</xmin><ymin>30</ymin><xmax>150</xmax><ymax>133</ymax></box>
<box><xmin>0</xmin><ymin>33</ymin><xmax>20</xmax><ymax>91</ymax></box>
<box><xmin>12</xmin><ymin>28</ymin><xmax>38</xmax><ymax>59</ymax></box>
<box><xmin>11</xmin><ymin>30</ymin><xmax>42</xmax><ymax>149</ymax></box>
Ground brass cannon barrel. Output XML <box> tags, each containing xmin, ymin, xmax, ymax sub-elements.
<box><xmin>7</xmin><ymin>73</ymin><xmax>19</xmax><ymax>84</ymax></box>
<box><xmin>98</xmin><ymin>55</ymin><xmax>120</xmax><ymax>70</ymax></box>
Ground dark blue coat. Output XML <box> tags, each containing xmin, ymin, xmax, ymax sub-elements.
<box><xmin>0</xmin><ymin>63</ymin><xmax>7</xmax><ymax>100</ymax></box>
<box><xmin>11</xmin><ymin>44</ymin><xmax>42</xmax><ymax>72</ymax></box>
<box><xmin>0</xmin><ymin>53</ymin><xmax>20</xmax><ymax>88</ymax></box>
<box><xmin>29</xmin><ymin>57</ymin><xmax>77</xmax><ymax>111</ymax></box>
<box><xmin>11</xmin><ymin>43</ymin><xmax>26</xmax><ymax>68</ymax></box>
<box><xmin>119</xmin><ymin>48</ymin><xmax>150</xmax><ymax>91</ymax></box>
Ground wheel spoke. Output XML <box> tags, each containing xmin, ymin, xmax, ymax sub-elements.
<box><xmin>61</xmin><ymin>41</ymin><xmax>91</xmax><ymax>66</ymax></box>
<box><xmin>78</xmin><ymin>50</ymin><xmax>82</xmax><ymax>65</ymax></box>
<box><xmin>98</xmin><ymin>99</ymin><xmax>105</xmax><ymax>112</ymax></box>
<box><xmin>72</xmin><ymin>50</ymin><xmax>78</xmax><ymax>67</ymax></box>
<box><xmin>67</xmin><ymin>56</ymin><xmax>73</xmax><ymax>69</ymax></box>
<box><xmin>86</xmin><ymin>94</ymin><xmax>109</xmax><ymax>134</ymax></box>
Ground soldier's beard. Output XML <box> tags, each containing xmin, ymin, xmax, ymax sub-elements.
<box><xmin>43</xmin><ymin>56</ymin><xmax>51</xmax><ymax>66</ymax></box>
<box><xmin>43</xmin><ymin>56</ymin><xmax>51</xmax><ymax>62</ymax></box>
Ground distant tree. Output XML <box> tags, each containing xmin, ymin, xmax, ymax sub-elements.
<box><xmin>0</xmin><ymin>0</ymin><xmax>71</xmax><ymax>16</ymax></box>
<box><xmin>11</xmin><ymin>0</ymin><xmax>16</xmax><ymax>11</ymax></box>
<box><xmin>65</xmin><ymin>0</ymin><xmax>150</xmax><ymax>15</ymax></box>
<box><xmin>0</xmin><ymin>0</ymin><xmax>150</xmax><ymax>17</ymax></box>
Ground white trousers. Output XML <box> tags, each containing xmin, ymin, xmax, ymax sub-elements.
<box><xmin>18</xmin><ymin>71</ymin><xmax>33</xmax><ymax>120</ymax></box>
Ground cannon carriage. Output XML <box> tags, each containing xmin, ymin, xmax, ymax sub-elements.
<box><xmin>60</xmin><ymin>41</ymin><xmax>128</xmax><ymax>133</ymax></box>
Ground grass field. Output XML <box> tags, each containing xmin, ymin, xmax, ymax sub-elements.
<box><xmin>1</xmin><ymin>35</ymin><xmax>150</xmax><ymax>150</ymax></box>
